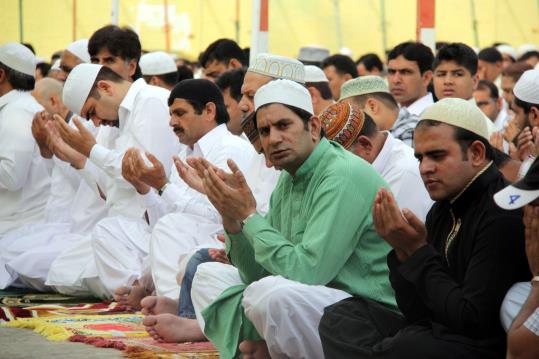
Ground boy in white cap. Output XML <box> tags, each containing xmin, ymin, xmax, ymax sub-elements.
<box><xmin>58</xmin><ymin>39</ymin><xmax>91</xmax><ymax>81</ymax></box>
<box><xmin>140</xmin><ymin>51</ymin><xmax>178</xmax><ymax>90</ymax></box>
<box><xmin>320</xmin><ymin>98</ymin><xmax>529</xmax><ymax>358</ymax></box>
<box><xmin>43</xmin><ymin>63</ymin><xmax>179</xmax><ymax>297</ymax></box>
<box><xmin>304</xmin><ymin>64</ymin><xmax>334</xmax><ymax>116</ymax></box>
<box><xmin>0</xmin><ymin>42</ymin><xmax>50</xmax><ymax>238</ymax></box>
<box><xmin>494</xmin><ymin>157</ymin><xmax>539</xmax><ymax>358</ymax></box>
<box><xmin>175</xmin><ymin>79</ymin><xmax>395</xmax><ymax>358</ymax></box>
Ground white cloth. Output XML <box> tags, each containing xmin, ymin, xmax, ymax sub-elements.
<box><xmin>500</xmin><ymin>281</ymin><xmax>531</xmax><ymax>331</ymax></box>
<box><xmin>372</xmin><ymin>132</ymin><xmax>433</xmax><ymax>221</ymax></box>
<box><xmin>494</xmin><ymin>107</ymin><xmax>511</xmax><ymax>132</ymax></box>
<box><xmin>404</xmin><ymin>92</ymin><xmax>434</xmax><ymax>116</ymax></box>
<box><xmin>92</xmin><ymin>124</ymin><xmax>256</xmax><ymax>298</ymax></box>
<box><xmin>0</xmin><ymin>90</ymin><xmax>50</xmax><ymax>237</ymax></box>
<box><xmin>79</xmin><ymin>79</ymin><xmax>180</xmax><ymax>219</ymax></box>
<box><xmin>191</xmin><ymin>262</ymin><xmax>351</xmax><ymax>359</ymax></box>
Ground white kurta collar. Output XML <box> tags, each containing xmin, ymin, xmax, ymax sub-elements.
<box><xmin>118</xmin><ymin>78</ymin><xmax>147</xmax><ymax>131</ymax></box>
<box><xmin>191</xmin><ymin>123</ymin><xmax>229</xmax><ymax>158</ymax></box>
<box><xmin>372</xmin><ymin>131</ymin><xmax>394</xmax><ymax>174</ymax></box>
<box><xmin>0</xmin><ymin>90</ymin><xmax>24</xmax><ymax>110</ymax></box>
<box><xmin>405</xmin><ymin>92</ymin><xmax>434</xmax><ymax>116</ymax></box>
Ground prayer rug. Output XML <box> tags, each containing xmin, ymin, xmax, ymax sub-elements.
<box><xmin>0</xmin><ymin>288</ymin><xmax>101</xmax><ymax>307</ymax></box>
<box><xmin>1</xmin><ymin>301</ymin><xmax>128</xmax><ymax>322</ymax></box>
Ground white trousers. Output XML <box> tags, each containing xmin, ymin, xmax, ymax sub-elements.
<box><xmin>91</xmin><ymin>216</ymin><xmax>151</xmax><ymax>295</ymax></box>
<box><xmin>191</xmin><ymin>262</ymin><xmax>351</xmax><ymax>359</ymax></box>
<box><xmin>500</xmin><ymin>281</ymin><xmax>531</xmax><ymax>331</ymax></box>
<box><xmin>150</xmin><ymin>212</ymin><xmax>223</xmax><ymax>299</ymax></box>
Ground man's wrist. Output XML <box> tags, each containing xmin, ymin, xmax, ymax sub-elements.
<box><xmin>158</xmin><ymin>181</ymin><xmax>170</xmax><ymax>196</ymax></box>
<box><xmin>240</xmin><ymin>211</ymin><xmax>257</xmax><ymax>227</ymax></box>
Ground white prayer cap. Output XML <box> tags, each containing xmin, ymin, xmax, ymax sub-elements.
<box><xmin>513</xmin><ymin>69</ymin><xmax>539</xmax><ymax>104</ymax></box>
<box><xmin>66</xmin><ymin>39</ymin><xmax>90</xmax><ymax>63</ymax></box>
<box><xmin>496</xmin><ymin>44</ymin><xmax>517</xmax><ymax>60</ymax></box>
<box><xmin>0</xmin><ymin>42</ymin><xmax>36</xmax><ymax>77</ymax></box>
<box><xmin>339</xmin><ymin>75</ymin><xmax>389</xmax><ymax>101</ymax></box>
<box><xmin>298</xmin><ymin>46</ymin><xmax>330</xmax><ymax>63</ymax></box>
<box><xmin>51</xmin><ymin>59</ymin><xmax>61</xmax><ymax>71</ymax></box>
<box><xmin>254</xmin><ymin>79</ymin><xmax>313</xmax><ymax>115</ymax></box>
<box><xmin>419</xmin><ymin>98</ymin><xmax>489</xmax><ymax>140</ymax></box>
<box><xmin>517</xmin><ymin>44</ymin><xmax>539</xmax><ymax>58</ymax></box>
<box><xmin>339</xmin><ymin>47</ymin><xmax>354</xmax><ymax>58</ymax></box>
<box><xmin>248</xmin><ymin>53</ymin><xmax>305</xmax><ymax>84</ymax></box>
<box><xmin>304</xmin><ymin>65</ymin><xmax>328</xmax><ymax>83</ymax></box>
<box><xmin>140</xmin><ymin>51</ymin><xmax>177</xmax><ymax>75</ymax></box>
<box><xmin>62</xmin><ymin>63</ymin><xmax>103</xmax><ymax>116</ymax></box>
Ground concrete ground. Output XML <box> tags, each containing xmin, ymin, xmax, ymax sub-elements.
<box><xmin>0</xmin><ymin>326</ymin><xmax>124</xmax><ymax>359</ymax></box>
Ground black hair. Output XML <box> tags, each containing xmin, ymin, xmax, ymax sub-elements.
<box><xmin>22</xmin><ymin>43</ymin><xmax>35</xmax><ymax>54</ymax></box>
<box><xmin>199</xmin><ymin>39</ymin><xmax>247</xmax><ymax>68</ymax></box>
<box><xmin>255</xmin><ymin>103</ymin><xmax>324</xmax><ymax>137</ymax></box>
<box><xmin>492</xmin><ymin>147</ymin><xmax>510</xmax><ymax>168</ymax></box>
<box><xmin>0</xmin><ymin>61</ymin><xmax>35</xmax><ymax>91</ymax></box>
<box><xmin>478</xmin><ymin>47</ymin><xmax>503</xmax><ymax>64</ymax></box>
<box><xmin>476</xmin><ymin>80</ymin><xmax>499</xmax><ymax>99</ymax></box>
<box><xmin>177</xmin><ymin>65</ymin><xmax>194</xmax><ymax>82</ymax></box>
<box><xmin>387</xmin><ymin>41</ymin><xmax>434</xmax><ymax>74</ymax></box>
<box><xmin>519</xmin><ymin>51</ymin><xmax>539</xmax><ymax>63</ymax></box>
<box><xmin>88</xmin><ymin>66</ymin><xmax>124</xmax><ymax>99</ymax></box>
<box><xmin>306</xmin><ymin>81</ymin><xmax>333</xmax><ymax>100</ymax></box>
<box><xmin>514</xmin><ymin>96</ymin><xmax>539</xmax><ymax>114</ymax></box>
<box><xmin>215</xmin><ymin>67</ymin><xmax>247</xmax><ymax>102</ymax></box>
<box><xmin>356</xmin><ymin>53</ymin><xmax>384</xmax><ymax>73</ymax></box>
<box><xmin>433</xmin><ymin>42</ymin><xmax>478</xmax><ymax>75</ymax></box>
<box><xmin>350</xmin><ymin>91</ymin><xmax>399</xmax><ymax>110</ymax></box>
<box><xmin>322</xmin><ymin>54</ymin><xmax>358</xmax><ymax>78</ymax></box>
<box><xmin>502</xmin><ymin>62</ymin><xmax>533</xmax><ymax>82</ymax></box>
<box><xmin>51</xmin><ymin>51</ymin><xmax>63</xmax><ymax>62</ymax></box>
<box><xmin>143</xmin><ymin>71</ymin><xmax>179</xmax><ymax>88</ymax></box>
<box><xmin>358</xmin><ymin>112</ymin><xmax>378</xmax><ymax>137</ymax></box>
<box><xmin>88</xmin><ymin>25</ymin><xmax>142</xmax><ymax>80</ymax></box>
<box><xmin>416</xmin><ymin>120</ymin><xmax>494</xmax><ymax>160</ymax></box>
<box><xmin>36</xmin><ymin>62</ymin><xmax>52</xmax><ymax>77</ymax></box>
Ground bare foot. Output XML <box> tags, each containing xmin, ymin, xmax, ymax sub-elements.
<box><xmin>143</xmin><ymin>314</ymin><xmax>205</xmax><ymax>343</ymax></box>
<box><xmin>140</xmin><ymin>295</ymin><xmax>178</xmax><ymax>316</ymax></box>
<box><xmin>113</xmin><ymin>283</ymin><xmax>149</xmax><ymax>311</ymax></box>
<box><xmin>239</xmin><ymin>340</ymin><xmax>271</xmax><ymax>359</ymax></box>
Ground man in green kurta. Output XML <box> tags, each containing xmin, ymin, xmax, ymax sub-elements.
<box><xmin>190</xmin><ymin>79</ymin><xmax>396</xmax><ymax>359</ymax></box>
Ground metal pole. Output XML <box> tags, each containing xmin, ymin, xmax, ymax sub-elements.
<box><xmin>470</xmin><ymin>0</ymin><xmax>479</xmax><ymax>47</ymax></box>
<box><xmin>18</xmin><ymin>0</ymin><xmax>23</xmax><ymax>42</ymax></box>
<box><xmin>111</xmin><ymin>0</ymin><xmax>119</xmax><ymax>25</ymax></box>
<box><xmin>164</xmin><ymin>0</ymin><xmax>171</xmax><ymax>52</ymax></box>
<box><xmin>380</xmin><ymin>0</ymin><xmax>387</xmax><ymax>55</ymax></box>
<box><xmin>235</xmin><ymin>0</ymin><xmax>240</xmax><ymax>43</ymax></box>
<box><xmin>72</xmin><ymin>0</ymin><xmax>77</xmax><ymax>41</ymax></box>
<box><xmin>333</xmin><ymin>0</ymin><xmax>343</xmax><ymax>50</ymax></box>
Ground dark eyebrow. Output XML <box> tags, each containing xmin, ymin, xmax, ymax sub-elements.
<box><xmin>414</xmin><ymin>149</ymin><xmax>447</xmax><ymax>159</ymax></box>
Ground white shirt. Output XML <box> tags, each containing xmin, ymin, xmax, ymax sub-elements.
<box><xmin>0</xmin><ymin>90</ymin><xmax>50</xmax><ymax>237</ymax></box>
<box><xmin>494</xmin><ymin>107</ymin><xmax>511</xmax><ymax>132</ymax></box>
<box><xmin>244</xmin><ymin>153</ymin><xmax>280</xmax><ymax>216</ymax></box>
<box><xmin>80</xmin><ymin>79</ymin><xmax>181</xmax><ymax>219</ymax></box>
<box><xmin>405</xmin><ymin>92</ymin><xmax>434</xmax><ymax>116</ymax></box>
<box><xmin>372</xmin><ymin>132</ymin><xmax>433</xmax><ymax>221</ymax></box>
<box><xmin>145</xmin><ymin>123</ymin><xmax>256</xmax><ymax>226</ymax></box>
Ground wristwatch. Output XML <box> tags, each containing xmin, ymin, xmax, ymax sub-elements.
<box><xmin>240</xmin><ymin>211</ymin><xmax>257</xmax><ymax>228</ymax></box>
<box><xmin>158</xmin><ymin>182</ymin><xmax>170</xmax><ymax>196</ymax></box>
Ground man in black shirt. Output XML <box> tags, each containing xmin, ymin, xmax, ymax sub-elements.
<box><xmin>319</xmin><ymin>98</ymin><xmax>530</xmax><ymax>359</ymax></box>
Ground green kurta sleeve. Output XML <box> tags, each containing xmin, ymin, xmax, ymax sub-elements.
<box><xmin>225</xmin><ymin>230</ymin><xmax>270</xmax><ymax>283</ymax></box>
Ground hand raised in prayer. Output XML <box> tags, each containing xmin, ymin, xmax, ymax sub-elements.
<box><xmin>32</xmin><ymin>111</ymin><xmax>53</xmax><ymax>159</ymax></box>
<box><xmin>53</xmin><ymin>115</ymin><xmax>96</xmax><ymax>157</ymax></box>
<box><xmin>524</xmin><ymin>205</ymin><xmax>539</xmax><ymax>276</ymax></box>
<box><xmin>208</xmin><ymin>248</ymin><xmax>230</xmax><ymax>264</ymax></box>
<box><xmin>372</xmin><ymin>188</ymin><xmax>427</xmax><ymax>262</ymax></box>
<box><xmin>173</xmin><ymin>156</ymin><xmax>204</xmax><ymax>194</ymax></box>
<box><xmin>46</xmin><ymin>121</ymin><xmax>87</xmax><ymax>169</ymax></box>
<box><xmin>489</xmin><ymin>131</ymin><xmax>504</xmax><ymax>152</ymax></box>
<box><xmin>122</xmin><ymin>148</ymin><xmax>151</xmax><ymax>195</ymax></box>
<box><xmin>190</xmin><ymin>158</ymin><xmax>257</xmax><ymax>232</ymax></box>
<box><xmin>515</xmin><ymin>127</ymin><xmax>537</xmax><ymax>161</ymax></box>
<box><xmin>125</xmin><ymin>149</ymin><xmax>168</xmax><ymax>191</ymax></box>
<box><xmin>504</xmin><ymin>117</ymin><xmax>521</xmax><ymax>143</ymax></box>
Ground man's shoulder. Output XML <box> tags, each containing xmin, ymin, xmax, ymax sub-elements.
<box><xmin>1</xmin><ymin>92</ymin><xmax>42</xmax><ymax>120</ymax></box>
<box><xmin>136</xmin><ymin>83</ymin><xmax>170</xmax><ymax>105</ymax></box>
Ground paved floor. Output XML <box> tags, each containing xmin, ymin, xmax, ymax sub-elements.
<box><xmin>0</xmin><ymin>326</ymin><xmax>124</xmax><ymax>359</ymax></box>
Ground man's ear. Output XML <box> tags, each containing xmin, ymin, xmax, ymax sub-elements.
<box><xmin>204</xmin><ymin>101</ymin><xmax>217</xmax><ymax>121</ymax></box>
<box><xmin>308</xmin><ymin>115</ymin><xmax>322</xmax><ymax>140</ymax></box>
<box><xmin>127</xmin><ymin>59</ymin><xmax>137</xmax><ymax>79</ymax></box>
<box><xmin>96</xmin><ymin>80</ymin><xmax>114</xmax><ymax>96</ymax></box>
<box><xmin>422</xmin><ymin>70</ymin><xmax>433</xmax><ymax>87</ymax></box>
<box><xmin>529</xmin><ymin>106</ymin><xmax>539</xmax><ymax>128</ymax></box>
<box><xmin>365</xmin><ymin>97</ymin><xmax>379</xmax><ymax>115</ymax></box>
<box><xmin>228</xmin><ymin>58</ymin><xmax>242</xmax><ymax>69</ymax></box>
<box><xmin>357</xmin><ymin>135</ymin><xmax>373</xmax><ymax>152</ymax></box>
<box><xmin>307</xmin><ymin>86</ymin><xmax>319</xmax><ymax>104</ymax></box>
<box><xmin>343</xmin><ymin>73</ymin><xmax>353</xmax><ymax>82</ymax></box>
<box><xmin>472</xmin><ymin>73</ymin><xmax>479</xmax><ymax>90</ymax></box>
<box><xmin>468</xmin><ymin>140</ymin><xmax>487</xmax><ymax>165</ymax></box>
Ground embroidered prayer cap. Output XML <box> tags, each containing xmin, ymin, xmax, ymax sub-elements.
<box><xmin>494</xmin><ymin>157</ymin><xmax>539</xmax><ymax>209</ymax></box>
<box><xmin>0</xmin><ymin>42</ymin><xmax>36</xmax><ymax>77</ymax></box>
<box><xmin>319</xmin><ymin>102</ymin><xmax>365</xmax><ymax>149</ymax></box>
<box><xmin>496</xmin><ymin>44</ymin><xmax>517</xmax><ymax>61</ymax></box>
<box><xmin>304</xmin><ymin>65</ymin><xmax>328</xmax><ymax>83</ymax></box>
<box><xmin>513</xmin><ymin>69</ymin><xmax>539</xmax><ymax>104</ymax></box>
<box><xmin>419</xmin><ymin>97</ymin><xmax>489</xmax><ymax>141</ymax></box>
<box><xmin>254</xmin><ymin>79</ymin><xmax>313</xmax><ymax>115</ymax></box>
<box><xmin>140</xmin><ymin>51</ymin><xmax>177</xmax><ymax>75</ymax></box>
<box><xmin>248</xmin><ymin>53</ymin><xmax>305</xmax><ymax>84</ymax></box>
<box><xmin>339</xmin><ymin>75</ymin><xmax>389</xmax><ymax>101</ymax></box>
<box><xmin>298</xmin><ymin>46</ymin><xmax>330</xmax><ymax>63</ymax></box>
<box><xmin>63</xmin><ymin>63</ymin><xmax>103</xmax><ymax>116</ymax></box>
<box><xmin>66</xmin><ymin>39</ymin><xmax>91</xmax><ymax>63</ymax></box>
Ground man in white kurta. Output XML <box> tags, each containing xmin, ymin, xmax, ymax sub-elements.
<box><xmin>0</xmin><ymin>43</ymin><xmax>50</xmax><ymax>239</ymax></box>
<box><xmin>44</xmin><ymin>63</ymin><xmax>179</xmax><ymax>298</ymax></box>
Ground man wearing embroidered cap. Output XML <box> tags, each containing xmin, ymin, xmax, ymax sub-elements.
<box><xmin>58</xmin><ymin>39</ymin><xmax>91</xmax><ymax>82</ymax></box>
<box><xmin>320</xmin><ymin>98</ymin><xmax>530</xmax><ymax>358</ymax></box>
<box><xmin>140</xmin><ymin>51</ymin><xmax>178</xmax><ymax>90</ymax></box>
<box><xmin>493</xmin><ymin>157</ymin><xmax>539</xmax><ymax>358</ymax></box>
<box><xmin>320</xmin><ymin>102</ymin><xmax>432</xmax><ymax>221</ymax></box>
<box><xmin>0</xmin><ymin>42</ymin><xmax>50</xmax><ymax>238</ymax></box>
<box><xmin>304</xmin><ymin>65</ymin><xmax>334</xmax><ymax>116</ymax></box>
<box><xmin>189</xmin><ymin>79</ymin><xmax>395</xmax><ymax>358</ymax></box>
<box><xmin>44</xmin><ymin>63</ymin><xmax>180</xmax><ymax>297</ymax></box>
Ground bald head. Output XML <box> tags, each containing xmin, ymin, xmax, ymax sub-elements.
<box><xmin>32</xmin><ymin>78</ymin><xmax>68</xmax><ymax>116</ymax></box>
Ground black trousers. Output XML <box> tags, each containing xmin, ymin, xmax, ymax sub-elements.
<box><xmin>319</xmin><ymin>297</ymin><xmax>504</xmax><ymax>359</ymax></box>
